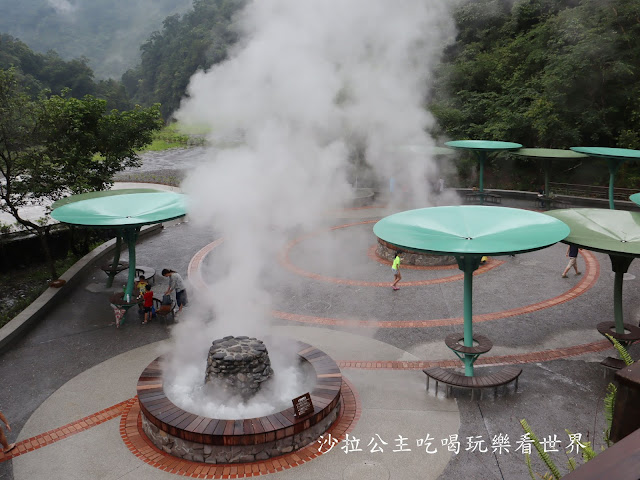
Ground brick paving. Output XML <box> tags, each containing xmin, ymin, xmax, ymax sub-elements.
<box><xmin>337</xmin><ymin>339</ymin><xmax>612</xmax><ymax>370</ymax></box>
<box><xmin>1</xmin><ymin>209</ymin><xmax>623</xmax><ymax>479</ymax></box>
<box><xmin>189</xmin><ymin>237</ymin><xmax>599</xmax><ymax>328</ymax></box>
<box><xmin>120</xmin><ymin>378</ymin><xmax>360</xmax><ymax>478</ymax></box>
<box><xmin>279</xmin><ymin>220</ymin><xmax>504</xmax><ymax>286</ymax></box>
<box><xmin>0</xmin><ymin>400</ymin><xmax>130</xmax><ymax>463</ymax></box>
<box><xmin>0</xmin><ymin>379</ymin><xmax>360</xmax><ymax>477</ymax></box>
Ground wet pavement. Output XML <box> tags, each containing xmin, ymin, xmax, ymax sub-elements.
<box><xmin>0</xmin><ymin>162</ymin><xmax>638</xmax><ymax>478</ymax></box>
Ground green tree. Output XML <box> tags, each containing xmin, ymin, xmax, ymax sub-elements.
<box><xmin>430</xmin><ymin>0</ymin><xmax>640</xmax><ymax>188</ymax></box>
<box><xmin>431</xmin><ymin>0</ymin><xmax>640</xmax><ymax>148</ymax></box>
<box><xmin>0</xmin><ymin>34</ymin><xmax>133</xmax><ymax>110</ymax></box>
<box><xmin>0</xmin><ymin>0</ymin><xmax>194</xmax><ymax>78</ymax></box>
<box><xmin>123</xmin><ymin>0</ymin><xmax>244</xmax><ymax>118</ymax></box>
<box><xmin>0</xmin><ymin>68</ymin><xmax>162</xmax><ymax>278</ymax></box>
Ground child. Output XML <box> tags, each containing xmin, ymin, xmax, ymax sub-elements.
<box><xmin>142</xmin><ymin>284</ymin><xmax>154</xmax><ymax>324</ymax></box>
<box><xmin>391</xmin><ymin>251</ymin><xmax>402</xmax><ymax>290</ymax></box>
<box><xmin>136</xmin><ymin>275</ymin><xmax>148</xmax><ymax>297</ymax></box>
<box><xmin>136</xmin><ymin>275</ymin><xmax>148</xmax><ymax>314</ymax></box>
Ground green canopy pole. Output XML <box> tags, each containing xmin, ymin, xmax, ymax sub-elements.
<box><xmin>105</xmin><ymin>230</ymin><xmax>123</xmax><ymax>288</ymax></box>
<box><xmin>474</xmin><ymin>151</ymin><xmax>486</xmax><ymax>205</ymax></box>
<box><xmin>122</xmin><ymin>227</ymin><xmax>140</xmax><ymax>301</ymax></box>
<box><xmin>477</xmin><ymin>151</ymin><xmax>485</xmax><ymax>193</ymax></box>
<box><xmin>458</xmin><ymin>254</ymin><xmax>482</xmax><ymax>376</ymax></box>
<box><xmin>542</xmin><ymin>159</ymin><xmax>551</xmax><ymax>201</ymax></box>
<box><xmin>610</xmin><ymin>255</ymin><xmax>634</xmax><ymax>334</ymax></box>
<box><xmin>607</xmin><ymin>159</ymin><xmax>622</xmax><ymax>210</ymax></box>
<box><xmin>613</xmin><ymin>270</ymin><xmax>623</xmax><ymax>334</ymax></box>
<box><xmin>374</xmin><ymin>205</ymin><xmax>569</xmax><ymax>378</ymax></box>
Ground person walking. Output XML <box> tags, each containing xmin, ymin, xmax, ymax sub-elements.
<box><xmin>562</xmin><ymin>244</ymin><xmax>581</xmax><ymax>278</ymax></box>
<box><xmin>162</xmin><ymin>269</ymin><xmax>187</xmax><ymax>316</ymax></box>
<box><xmin>0</xmin><ymin>410</ymin><xmax>15</xmax><ymax>454</ymax></box>
<box><xmin>391</xmin><ymin>251</ymin><xmax>402</xmax><ymax>290</ymax></box>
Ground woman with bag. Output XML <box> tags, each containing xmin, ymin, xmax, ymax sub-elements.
<box><xmin>162</xmin><ymin>269</ymin><xmax>187</xmax><ymax>317</ymax></box>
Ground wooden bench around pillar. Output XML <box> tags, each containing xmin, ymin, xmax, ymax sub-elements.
<box><xmin>423</xmin><ymin>365</ymin><xmax>522</xmax><ymax>400</ymax></box>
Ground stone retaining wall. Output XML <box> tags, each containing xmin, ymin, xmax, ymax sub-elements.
<box><xmin>141</xmin><ymin>403</ymin><xmax>339</xmax><ymax>464</ymax></box>
<box><xmin>376</xmin><ymin>239</ymin><xmax>456</xmax><ymax>266</ymax></box>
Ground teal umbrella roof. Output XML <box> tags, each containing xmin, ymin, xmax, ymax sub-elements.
<box><xmin>545</xmin><ymin>208</ymin><xmax>640</xmax><ymax>256</ymax></box>
<box><xmin>51</xmin><ymin>192</ymin><xmax>187</xmax><ymax>227</ymax></box>
<box><xmin>512</xmin><ymin>148</ymin><xmax>588</xmax><ymax>159</ymax></box>
<box><xmin>570</xmin><ymin>147</ymin><xmax>640</xmax><ymax>160</ymax></box>
<box><xmin>51</xmin><ymin>188</ymin><xmax>163</xmax><ymax>210</ymax></box>
<box><xmin>374</xmin><ymin>206</ymin><xmax>569</xmax><ymax>256</ymax></box>
<box><xmin>630</xmin><ymin>193</ymin><xmax>640</xmax><ymax>206</ymax></box>
<box><xmin>445</xmin><ymin>140</ymin><xmax>522</xmax><ymax>151</ymax></box>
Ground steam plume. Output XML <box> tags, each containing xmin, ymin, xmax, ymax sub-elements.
<box><xmin>169</xmin><ymin>0</ymin><xmax>456</xmax><ymax>413</ymax></box>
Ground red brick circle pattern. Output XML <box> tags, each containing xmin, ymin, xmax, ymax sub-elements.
<box><xmin>279</xmin><ymin>220</ymin><xmax>504</xmax><ymax>286</ymax></box>
<box><xmin>120</xmin><ymin>378</ymin><xmax>361</xmax><ymax>478</ymax></box>
<box><xmin>188</xmin><ymin>236</ymin><xmax>600</xmax><ymax>328</ymax></box>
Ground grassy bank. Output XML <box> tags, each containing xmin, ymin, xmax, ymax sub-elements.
<box><xmin>0</xmin><ymin>254</ymin><xmax>83</xmax><ymax>328</ymax></box>
<box><xmin>139</xmin><ymin>124</ymin><xmax>190</xmax><ymax>152</ymax></box>
<box><xmin>138</xmin><ymin>123</ymin><xmax>208</xmax><ymax>152</ymax></box>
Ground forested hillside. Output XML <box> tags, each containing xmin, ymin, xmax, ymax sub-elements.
<box><xmin>3</xmin><ymin>0</ymin><xmax>637</xmax><ymax>169</ymax></box>
<box><xmin>120</xmin><ymin>0</ymin><xmax>640</xmax><ymax>154</ymax></box>
<box><xmin>122</xmin><ymin>0</ymin><xmax>243</xmax><ymax>119</ymax></box>
<box><xmin>430</xmin><ymin>0</ymin><xmax>640</xmax><ymax>151</ymax></box>
<box><xmin>0</xmin><ymin>35</ymin><xmax>130</xmax><ymax>110</ymax></box>
<box><xmin>0</xmin><ymin>0</ymin><xmax>192</xmax><ymax>79</ymax></box>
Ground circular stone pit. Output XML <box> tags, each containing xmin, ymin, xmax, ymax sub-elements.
<box><xmin>376</xmin><ymin>237</ymin><xmax>456</xmax><ymax>266</ymax></box>
<box><xmin>205</xmin><ymin>336</ymin><xmax>273</xmax><ymax>399</ymax></box>
<box><xmin>137</xmin><ymin>340</ymin><xmax>342</xmax><ymax>464</ymax></box>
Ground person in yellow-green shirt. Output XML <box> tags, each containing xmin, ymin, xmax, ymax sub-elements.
<box><xmin>391</xmin><ymin>251</ymin><xmax>402</xmax><ymax>290</ymax></box>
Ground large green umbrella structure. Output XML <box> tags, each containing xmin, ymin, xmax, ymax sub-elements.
<box><xmin>374</xmin><ymin>206</ymin><xmax>569</xmax><ymax>376</ymax></box>
<box><xmin>51</xmin><ymin>192</ymin><xmax>187</xmax><ymax>321</ymax></box>
<box><xmin>50</xmin><ymin>188</ymin><xmax>162</xmax><ymax>209</ymax></box>
<box><xmin>546</xmin><ymin>209</ymin><xmax>640</xmax><ymax>349</ymax></box>
<box><xmin>52</xmin><ymin>188</ymin><xmax>164</xmax><ymax>287</ymax></box>
<box><xmin>570</xmin><ymin>147</ymin><xmax>640</xmax><ymax>210</ymax></box>
<box><xmin>511</xmin><ymin>148</ymin><xmax>588</xmax><ymax>209</ymax></box>
<box><xmin>444</xmin><ymin>140</ymin><xmax>522</xmax><ymax>204</ymax></box>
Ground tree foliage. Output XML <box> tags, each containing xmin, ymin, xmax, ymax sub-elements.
<box><xmin>431</xmin><ymin>0</ymin><xmax>640</xmax><ymax>150</ymax></box>
<box><xmin>0</xmin><ymin>34</ymin><xmax>132</xmax><ymax>110</ymax></box>
<box><xmin>0</xmin><ymin>0</ymin><xmax>193</xmax><ymax>78</ymax></box>
<box><xmin>122</xmin><ymin>0</ymin><xmax>244</xmax><ymax>119</ymax></box>
<box><xmin>0</xmin><ymin>68</ymin><xmax>162</xmax><ymax>277</ymax></box>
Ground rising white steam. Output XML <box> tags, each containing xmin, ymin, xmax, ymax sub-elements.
<box><xmin>46</xmin><ymin>0</ymin><xmax>77</xmax><ymax>15</ymax></box>
<box><xmin>169</xmin><ymin>0</ymin><xmax>455</xmax><ymax>414</ymax></box>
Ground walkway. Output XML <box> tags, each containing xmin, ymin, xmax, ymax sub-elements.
<box><xmin>0</xmin><ymin>199</ymin><xmax>635</xmax><ymax>480</ymax></box>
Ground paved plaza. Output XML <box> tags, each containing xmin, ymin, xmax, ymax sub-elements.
<box><xmin>0</xmin><ymin>193</ymin><xmax>638</xmax><ymax>480</ymax></box>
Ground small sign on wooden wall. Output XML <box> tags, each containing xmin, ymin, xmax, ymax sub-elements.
<box><xmin>292</xmin><ymin>392</ymin><xmax>314</xmax><ymax>417</ymax></box>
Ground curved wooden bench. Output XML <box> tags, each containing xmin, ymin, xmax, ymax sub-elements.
<box><xmin>152</xmin><ymin>297</ymin><xmax>175</xmax><ymax>325</ymax></box>
<box><xmin>601</xmin><ymin>356</ymin><xmax>627</xmax><ymax>375</ymax></box>
<box><xmin>100</xmin><ymin>261</ymin><xmax>128</xmax><ymax>276</ymax></box>
<box><xmin>135</xmin><ymin>266</ymin><xmax>156</xmax><ymax>286</ymax></box>
<box><xmin>445</xmin><ymin>333</ymin><xmax>493</xmax><ymax>355</ymax></box>
<box><xmin>597</xmin><ymin>322</ymin><xmax>640</xmax><ymax>345</ymax></box>
<box><xmin>423</xmin><ymin>366</ymin><xmax>522</xmax><ymax>400</ymax></box>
